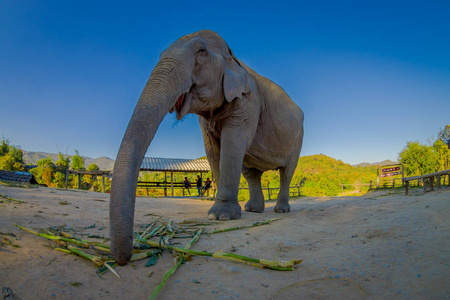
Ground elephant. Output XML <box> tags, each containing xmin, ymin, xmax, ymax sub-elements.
<box><xmin>110</xmin><ymin>30</ymin><xmax>304</xmax><ymax>265</ymax></box>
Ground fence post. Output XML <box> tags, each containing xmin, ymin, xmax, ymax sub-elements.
<box><xmin>405</xmin><ymin>181</ymin><xmax>409</xmax><ymax>196</ymax></box>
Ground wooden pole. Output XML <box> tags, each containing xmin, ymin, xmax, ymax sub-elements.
<box><xmin>102</xmin><ymin>175</ymin><xmax>105</xmax><ymax>193</ymax></box>
<box><xmin>405</xmin><ymin>181</ymin><xmax>409</xmax><ymax>195</ymax></box>
<box><xmin>78</xmin><ymin>173</ymin><xmax>81</xmax><ymax>190</ymax></box>
<box><xmin>401</xmin><ymin>164</ymin><xmax>405</xmax><ymax>187</ymax></box>
<box><xmin>164</xmin><ymin>172</ymin><xmax>167</xmax><ymax>197</ymax></box>
<box><xmin>65</xmin><ymin>170</ymin><xmax>69</xmax><ymax>189</ymax></box>
<box><xmin>376</xmin><ymin>167</ymin><xmax>380</xmax><ymax>188</ymax></box>
<box><xmin>171</xmin><ymin>171</ymin><xmax>174</xmax><ymax>197</ymax></box>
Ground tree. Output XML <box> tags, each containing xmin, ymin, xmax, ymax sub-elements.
<box><xmin>437</xmin><ymin>125</ymin><xmax>450</xmax><ymax>145</ymax></box>
<box><xmin>56</xmin><ymin>153</ymin><xmax>71</xmax><ymax>173</ymax></box>
<box><xmin>87</xmin><ymin>163</ymin><xmax>99</xmax><ymax>171</ymax></box>
<box><xmin>0</xmin><ymin>139</ymin><xmax>25</xmax><ymax>171</ymax></box>
<box><xmin>71</xmin><ymin>150</ymin><xmax>85</xmax><ymax>170</ymax></box>
<box><xmin>30</xmin><ymin>156</ymin><xmax>56</xmax><ymax>186</ymax></box>
<box><xmin>54</xmin><ymin>153</ymin><xmax>71</xmax><ymax>188</ymax></box>
<box><xmin>399</xmin><ymin>141</ymin><xmax>438</xmax><ymax>176</ymax></box>
<box><xmin>433</xmin><ymin>139</ymin><xmax>450</xmax><ymax>170</ymax></box>
<box><xmin>0</xmin><ymin>140</ymin><xmax>10</xmax><ymax>156</ymax></box>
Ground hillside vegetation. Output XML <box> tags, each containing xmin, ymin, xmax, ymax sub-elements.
<box><xmin>22</xmin><ymin>151</ymin><xmax>115</xmax><ymax>170</ymax></box>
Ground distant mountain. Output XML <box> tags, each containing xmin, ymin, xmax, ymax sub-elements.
<box><xmin>352</xmin><ymin>159</ymin><xmax>398</xmax><ymax>168</ymax></box>
<box><xmin>23</xmin><ymin>151</ymin><xmax>115</xmax><ymax>170</ymax></box>
<box><xmin>21</xmin><ymin>149</ymin><xmax>395</xmax><ymax>172</ymax></box>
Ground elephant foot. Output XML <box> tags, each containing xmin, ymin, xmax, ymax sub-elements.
<box><xmin>208</xmin><ymin>200</ymin><xmax>241</xmax><ymax>221</ymax></box>
<box><xmin>244</xmin><ymin>199</ymin><xmax>265</xmax><ymax>213</ymax></box>
<box><xmin>274</xmin><ymin>202</ymin><xmax>290</xmax><ymax>213</ymax></box>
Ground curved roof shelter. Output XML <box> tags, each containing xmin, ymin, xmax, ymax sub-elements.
<box><xmin>140</xmin><ymin>157</ymin><xmax>211</xmax><ymax>197</ymax></box>
<box><xmin>140</xmin><ymin>157</ymin><xmax>210</xmax><ymax>172</ymax></box>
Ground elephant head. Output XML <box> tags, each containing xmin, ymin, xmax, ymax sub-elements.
<box><xmin>110</xmin><ymin>30</ymin><xmax>250</xmax><ymax>265</ymax></box>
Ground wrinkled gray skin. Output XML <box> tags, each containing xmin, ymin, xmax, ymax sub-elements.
<box><xmin>110</xmin><ymin>30</ymin><xmax>304</xmax><ymax>265</ymax></box>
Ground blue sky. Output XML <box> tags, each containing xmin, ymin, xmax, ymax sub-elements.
<box><xmin>1</xmin><ymin>1</ymin><xmax>449</xmax><ymax>165</ymax></box>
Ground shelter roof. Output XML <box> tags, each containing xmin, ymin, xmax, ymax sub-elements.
<box><xmin>0</xmin><ymin>170</ymin><xmax>37</xmax><ymax>184</ymax></box>
<box><xmin>140</xmin><ymin>157</ymin><xmax>210</xmax><ymax>172</ymax></box>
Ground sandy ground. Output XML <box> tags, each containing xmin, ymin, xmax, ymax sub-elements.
<box><xmin>0</xmin><ymin>184</ymin><xmax>449</xmax><ymax>300</ymax></box>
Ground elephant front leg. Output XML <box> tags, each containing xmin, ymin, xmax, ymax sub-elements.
<box><xmin>242</xmin><ymin>166</ymin><xmax>265</xmax><ymax>213</ymax></box>
<box><xmin>207</xmin><ymin>127</ymin><xmax>250</xmax><ymax>221</ymax></box>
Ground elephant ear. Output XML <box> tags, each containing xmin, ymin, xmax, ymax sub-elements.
<box><xmin>223</xmin><ymin>49</ymin><xmax>250</xmax><ymax>102</ymax></box>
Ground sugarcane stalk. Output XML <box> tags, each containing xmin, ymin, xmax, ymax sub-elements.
<box><xmin>148</xmin><ymin>228</ymin><xmax>203</xmax><ymax>300</ymax></box>
<box><xmin>211</xmin><ymin>217</ymin><xmax>283</xmax><ymax>234</ymax></box>
<box><xmin>138</xmin><ymin>236</ymin><xmax>301</xmax><ymax>271</ymax></box>
<box><xmin>103</xmin><ymin>260</ymin><xmax>122</xmax><ymax>280</ymax></box>
<box><xmin>91</xmin><ymin>242</ymin><xmax>110</xmax><ymax>249</ymax></box>
<box><xmin>0</xmin><ymin>193</ymin><xmax>25</xmax><ymax>203</ymax></box>
<box><xmin>149</xmin><ymin>255</ymin><xmax>183</xmax><ymax>300</ymax></box>
<box><xmin>14</xmin><ymin>224</ymin><xmax>90</xmax><ymax>248</ymax></box>
<box><xmin>138</xmin><ymin>238</ymin><xmax>213</xmax><ymax>257</ymax></box>
<box><xmin>130</xmin><ymin>251</ymin><xmax>154</xmax><ymax>262</ymax></box>
<box><xmin>135</xmin><ymin>220</ymin><xmax>158</xmax><ymax>247</ymax></box>
<box><xmin>184</xmin><ymin>227</ymin><xmax>202</xmax><ymax>250</ymax></box>
<box><xmin>54</xmin><ymin>247</ymin><xmax>71</xmax><ymax>254</ymax></box>
<box><xmin>67</xmin><ymin>246</ymin><xmax>103</xmax><ymax>266</ymax></box>
<box><xmin>142</xmin><ymin>225</ymin><xmax>163</xmax><ymax>240</ymax></box>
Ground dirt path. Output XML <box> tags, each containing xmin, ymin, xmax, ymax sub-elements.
<box><xmin>1</xmin><ymin>185</ymin><xmax>449</xmax><ymax>299</ymax></box>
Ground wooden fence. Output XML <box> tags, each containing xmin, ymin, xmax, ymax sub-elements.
<box><xmin>403</xmin><ymin>169</ymin><xmax>450</xmax><ymax>195</ymax></box>
<box><xmin>235</xmin><ymin>186</ymin><xmax>302</xmax><ymax>200</ymax></box>
<box><xmin>369</xmin><ymin>178</ymin><xmax>404</xmax><ymax>189</ymax></box>
<box><xmin>136</xmin><ymin>181</ymin><xmax>301</xmax><ymax>199</ymax></box>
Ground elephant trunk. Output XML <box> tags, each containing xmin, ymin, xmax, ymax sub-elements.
<box><xmin>110</xmin><ymin>57</ymin><xmax>191</xmax><ymax>265</ymax></box>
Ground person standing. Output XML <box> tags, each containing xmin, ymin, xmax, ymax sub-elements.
<box><xmin>196</xmin><ymin>175</ymin><xmax>202</xmax><ymax>196</ymax></box>
<box><xmin>203</xmin><ymin>178</ymin><xmax>212</xmax><ymax>197</ymax></box>
<box><xmin>183</xmin><ymin>177</ymin><xmax>191</xmax><ymax>195</ymax></box>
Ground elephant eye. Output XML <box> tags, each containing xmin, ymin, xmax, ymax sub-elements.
<box><xmin>197</xmin><ymin>48</ymin><xmax>206</xmax><ymax>53</ymax></box>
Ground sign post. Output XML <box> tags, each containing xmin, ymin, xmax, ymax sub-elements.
<box><xmin>377</xmin><ymin>164</ymin><xmax>404</xmax><ymax>188</ymax></box>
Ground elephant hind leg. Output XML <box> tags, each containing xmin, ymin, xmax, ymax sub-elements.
<box><xmin>274</xmin><ymin>162</ymin><xmax>297</xmax><ymax>213</ymax></box>
<box><xmin>242</xmin><ymin>166</ymin><xmax>265</xmax><ymax>213</ymax></box>
<box><xmin>274</xmin><ymin>167</ymin><xmax>292</xmax><ymax>213</ymax></box>
<box><xmin>275</xmin><ymin>133</ymin><xmax>302</xmax><ymax>213</ymax></box>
